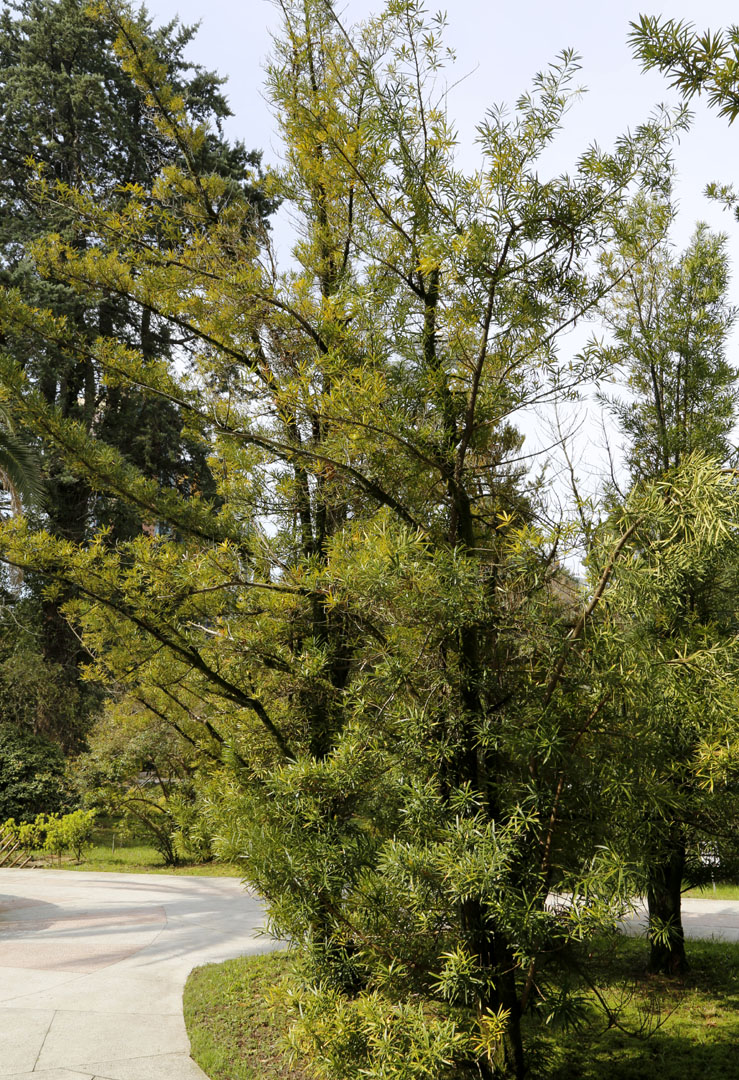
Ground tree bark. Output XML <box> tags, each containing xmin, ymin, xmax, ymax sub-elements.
<box><xmin>647</xmin><ymin>832</ymin><xmax>688</xmax><ymax>975</ymax></box>
<box><xmin>460</xmin><ymin>898</ymin><xmax>526</xmax><ymax>1079</ymax></box>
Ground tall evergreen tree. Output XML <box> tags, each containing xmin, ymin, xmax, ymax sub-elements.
<box><xmin>600</xmin><ymin>215</ymin><xmax>738</xmax><ymax>974</ymax></box>
<box><xmin>0</xmin><ymin>4</ymin><xmax>712</xmax><ymax>1075</ymax></box>
<box><xmin>0</xmin><ymin>0</ymin><xmax>272</xmax><ymax>747</ymax></box>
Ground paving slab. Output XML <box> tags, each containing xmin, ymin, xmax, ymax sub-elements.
<box><xmin>75</xmin><ymin>1053</ymin><xmax>207</xmax><ymax>1080</ymax></box>
<box><xmin>0</xmin><ymin>1008</ymin><xmax>55</xmax><ymax>1074</ymax></box>
<box><xmin>0</xmin><ymin>869</ymin><xmax>269</xmax><ymax>1079</ymax></box>
<box><xmin>0</xmin><ymin>1071</ymin><xmax>94</xmax><ymax>1080</ymax></box>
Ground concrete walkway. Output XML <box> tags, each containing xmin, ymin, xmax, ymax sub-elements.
<box><xmin>2</xmin><ymin>873</ymin><xmax>738</xmax><ymax>1080</ymax></box>
<box><xmin>0</xmin><ymin>868</ymin><xmax>269</xmax><ymax>1080</ymax></box>
<box><xmin>625</xmin><ymin>895</ymin><xmax>739</xmax><ymax>941</ymax></box>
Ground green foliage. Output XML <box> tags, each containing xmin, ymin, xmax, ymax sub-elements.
<box><xmin>0</xmin><ymin>2</ymin><xmax>735</xmax><ymax>1078</ymax></box>
<box><xmin>186</xmin><ymin>940</ymin><xmax>739</xmax><ymax>1080</ymax></box>
<box><xmin>630</xmin><ymin>16</ymin><xmax>739</xmax><ymax>225</ymax></box>
<box><xmin>631</xmin><ymin>16</ymin><xmax>739</xmax><ymax>124</ymax></box>
<box><xmin>169</xmin><ymin>791</ymin><xmax>214</xmax><ymax>863</ymax></box>
<box><xmin>0</xmin><ymin>596</ymin><xmax>94</xmax><ymax>749</ymax></box>
<box><xmin>0</xmin><ymin>402</ymin><xmax>44</xmax><ymax>513</ymax></box>
<box><xmin>3</xmin><ymin>807</ymin><xmax>96</xmax><ymax>861</ymax></box>
<box><xmin>41</xmin><ymin>808</ymin><xmax>97</xmax><ymax>862</ymax></box>
<box><xmin>73</xmin><ymin>697</ymin><xmax>214</xmax><ymax>866</ymax></box>
<box><xmin>600</xmin><ymin>212</ymin><xmax>737</xmax><ymax>480</ymax></box>
<box><xmin>0</xmin><ymin>0</ymin><xmax>273</xmax><ymax>752</ymax></box>
<box><xmin>0</xmin><ymin>725</ymin><xmax>70</xmax><ymax>820</ymax></box>
<box><xmin>1</xmin><ymin>814</ymin><xmax>46</xmax><ymax>855</ymax></box>
<box><xmin>594</xmin><ymin>196</ymin><xmax>739</xmax><ymax>973</ymax></box>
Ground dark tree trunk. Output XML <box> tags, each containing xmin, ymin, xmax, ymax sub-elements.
<box><xmin>460</xmin><ymin>898</ymin><xmax>526</xmax><ymax>1079</ymax></box>
<box><xmin>647</xmin><ymin>833</ymin><xmax>688</xmax><ymax>975</ymax></box>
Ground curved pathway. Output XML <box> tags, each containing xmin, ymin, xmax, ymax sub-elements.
<box><xmin>624</xmin><ymin>895</ymin><xmax>739</xmax><ymax>941</ymax></box>
<box><xmin>0</xmin><ymin>868</ymin><xmax>269</xmax><ymax>1080</ymax></box>
<box><xmin>2</xmin><ymin>872</ymin><xmax>738</xmax><ymax>1080</ymax></box>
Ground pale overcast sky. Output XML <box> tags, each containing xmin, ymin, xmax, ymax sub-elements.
<box><xmin>142</xmin><ymin>0</ymin><xmax>739</xmax><ymax>246</ymax></box>
<box><xmin>142</xmin><ymin>0</ymin><xmax>739</xmax><ymax>520</ymax></box>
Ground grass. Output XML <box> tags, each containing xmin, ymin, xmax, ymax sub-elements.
<box><xmin>184</xmin><ymin>938</ymin><xmax>739</xmax><ymax>1080</ymax></box>
<box><xmin>184</xmin><ymin>950</ymin><xmax>307</xmax><ymax>1080</ymax></box>
<box><xmin>684</xmin><ymin>882</ymin><xmax>739</xmax><ymax>901</ymax></box>
<box><xmin>544</xmin><ymin>936</ymin><xmax>739</xmax><ymax>1079</ymax></box>
<box><xmin>40</xmin><ymin>825</ymin><xmax>244</xmax><ymax>877</ymax></box>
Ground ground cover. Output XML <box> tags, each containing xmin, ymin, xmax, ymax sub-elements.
<box><xmin>44</xmin><ymin>825</ymin><xmax>243</xmax><ymax>876</ymax></box>
<box><xmin>184</xmin><ymin>951</ymin><xmax>307</xmax><ymax>1080</ymax></box>
<box><xmin>184</xmin><ymin>938</ymin><xmax>739</xmax><ymax>1080</ymax></box>
<box><xmin>543</xmin><ymin>936</ymin><xmax>739</xmax><ymax>1079</ymax></box>
<box><xmin>684</xmin><ymin>882</ymin><xmax>739</xmax><ymax>901</ymax></box>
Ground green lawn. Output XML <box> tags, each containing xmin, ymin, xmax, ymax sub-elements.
<box><xmin>184</xmin><ymin>951</ymin><xmax>307</xmax><ymax>1080</ymax></box>
<box><xmin>544</xmin><ymin>936</ymin><xmax>739</xmax><ymax>1079</ymax></box>
<box><xmin>684</xmin><ymin>882</ymin><xmax>739</xmax><ymax>901</ymax></box>
<box><xmin>41</xmin><ymin>825</ymin><xmax>244</xmax><ymax>877</ymax></box>
<box><xmin>184</xmin><ymin>938</ymin><xmax>739</xmax><ymax>1080</ymax></box>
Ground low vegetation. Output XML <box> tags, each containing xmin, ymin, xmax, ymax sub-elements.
<box><xmin>184</xmin><ymin>951</ymin><xmax>307</xmax><ymax>1080</ymax></box>
<box><xmin>684</xmin><ymin>883</ymin><xmax>739</xmax><ymax>902</ymax></box>
<box><xmin>0</xmin><ymin>817</ymin><xmax>242</xmax><ymax>876</ymax></box>
<box><xmin>56</xmin><ymin>835</ymin><xmax>243</xmax><ymax>876</ymax></box>
<box><xmin>185</xmin><ymin>938</ymin><xmax>739</xmax><ymax>1080</ymax></box>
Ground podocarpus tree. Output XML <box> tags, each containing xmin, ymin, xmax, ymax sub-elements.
<box><xmin>598</xmin><ymin>215</ymin><xmax>739</xmax><ymax>973</ymax></box>
<box><xmin>631</xmin><ymin>15</ymin><xmax>739</xmax><ymax>132</ymax></box>
<box><xmin>3</xmin><ymin>1</ymin><xmax>739</xmax><ymax>1076</ymax></box>
<box><xmin>0</xmin><ymin>0</ymin><xmax>271</xmax><ymax>748</ymax></box>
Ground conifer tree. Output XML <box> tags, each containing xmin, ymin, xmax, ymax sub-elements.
<box><xmin>4</xmin><ymin>3</ymin><xmax>739</xmax><ymax>1076</ymax></box>
<box><xmin>0</xmin><ymin>0</ymin><xmax>271</xmax><ymax>746</ymax></box>
<box><xmin>599</xmin><ymin>216</ymin><xmax>738</xmax><ymax>974</ymax></box>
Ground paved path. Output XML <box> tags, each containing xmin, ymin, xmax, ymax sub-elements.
<box><xmin>0</xmin><ymin>869</ymin><xmax>269</xmax><ymax>1080</ymax></box>
<box><xmin>1</xmin><ymin>875</ymin><xmax>738</xmax><ymax>1080</ymax></box>
<box><xmin>625</xmin><ymin>896</ymin><xmax>739</xmax><ymax>941</ymax></box>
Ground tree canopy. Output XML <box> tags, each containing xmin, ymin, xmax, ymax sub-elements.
<box><xmin>1</xmin><ymin>2</ymin><xmax>739</xmax><ymax>1077</ymax></box>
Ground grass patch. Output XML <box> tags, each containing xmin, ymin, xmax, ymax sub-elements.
<box><xmin>41</xmin><ymin>825</ymin><xmax>244</xmax><ymax>877</ymax></box>
<box><xmin>543</xmin><ymin>935</ymin><xmax>739</xmax><ymax>1079</ymax></box>
<box><xmin>684</xmin><ymin>882</ymin><xmax>739</xmax><ymax>901</ymax></box>
<box><xmin>184</xmin><ymin>939</ymin><xmax>739</xmax><ymax>1080</ymax></box>
<box><xmin>184</xmin><ymin>950</ymin><xmax>307</xmax><ymax>1080</ymax></box>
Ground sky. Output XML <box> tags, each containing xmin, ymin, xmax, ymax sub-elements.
<box><xmin>141</xmin><ymin>0</ymin><xmax>739</xmax><ymax>523</ymax></box>
<box><xmin>141</xmin><ymin>0</ymin><xmax>739</xmax><ymax>244</ymax></box>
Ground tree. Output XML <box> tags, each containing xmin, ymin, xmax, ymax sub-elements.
<box><xmin>73</xmin><ymin>697</ymin><xmax>213</xmax><ymax>865</ymax></box>
<box><xmin>630</xmin><ymin>16</ymin><xmax>739</xmax><ymax>126</ymax></box>
<box><xmin>0</xmin><ymin>0</ymin><xmax>271</xmax><ymax>747</ymax></box>
<box><xmin>0</xmin><ymin>725</ymin><xmax>70</xmax><ymax>820</ymax></box>
<box><xmin>601</xmin><ymin>217</ymin><xmax>737</xmax><ymax>481</ymax></box>
<box><xmin>596</xmin><ymin>211</ymin><xmax>739</xmax><ymax>974</ymax></box>
<box><xmin>2</xmin><ymin>2</ymin><xmax>734</xmax><ymax>1076</ymax></box>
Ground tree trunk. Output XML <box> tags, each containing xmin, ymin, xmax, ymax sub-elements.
<box><xmin>460</xmin><ymin>897</ymin><xmax>526</xmax><ymax>1079</ymax></box>
<box><xmin>646</xmin><ymin>833</ymin><xmax>688</xmax><ymax>975</ymax></box>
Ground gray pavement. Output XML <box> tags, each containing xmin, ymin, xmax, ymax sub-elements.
<box><xmin>0</xmin><ymin>868</ymin><xmax>270</xmax><ymax>1080</ymax></box>
<box><xmin>625</xmin><ymin>895</ymin><xmax>739</xmax><ymax>941</ymax></box>
<box><xmin>2</xmin><ymin>871</ymin><xmax>738</xmax><ymax>1080</ymax></box>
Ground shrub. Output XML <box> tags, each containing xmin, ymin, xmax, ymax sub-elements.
<box><xmin>41</xmin><ymin>809</ymin><xmax>97</xmax><ymax>863</ymax></box>
<box><xmin>170</xmin><ymin>792</ymin><xmax>213</xmax><ymax>863</ymax></box>
<box><xmin>0</xmin><ymin>725</ymin><xmax>70</xmax><ymax>820</ymax></box>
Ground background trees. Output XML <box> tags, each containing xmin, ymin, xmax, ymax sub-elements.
<box><xmin>596</xmin><ymin>214</ymin><xmax>739</xmax><ymax>973</ymax></box>
<box><xmin>0</xmin><ymin>0</ymin><xmax>271</xmax><ymax>749</ymax></box>
<box><xmin>601</xmin><ymin>218</ymin><xmax>736</xmax><ymax>480</ymax></box>
<box><xmin>1</xmin><ymin>1</ymin><xmax>739</xmax><ymax>1077</ymax></box>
